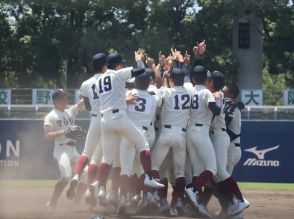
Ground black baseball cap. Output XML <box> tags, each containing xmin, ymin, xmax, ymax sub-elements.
<box><xmin>135</xmin><ymin>69</ymin><xmax>152</xmax><ymax>82</ymax></box>
<box><xmin>52</xmin><ymin>89</ymin><xmax>66</xmax><ymax>100</ymax></box>
<box><xmin>92</xmin><ymin>53</ymin><xmax>107</xmax><ymax>71</ymax></box>
<box><xmin>211</xmin><ymin>70</ymin><xmax>224</xmax><ymax>79</ymax></box>
<box><xmin>170</xmin><ymin>67</ymin><xmax>185</xmax><ymax>79</ymax></box>
<box><xmin>191</xmin><ymin>65</ymin><xmax>207</xmax><ymax>77</ymax></box>
<box><xmin>107</xmin><ymin>53</ymin><xmax>126</xmax><ymax>67</ymax></box>
<box><xmin>211</xmin><ymin>70</ymin><xmax>225</xmax><ymax>90</ymax></box>
<box><xmin>145</xmin><ymin>68</ymin><xmax>155</xmax><ymax>80</ymax></box>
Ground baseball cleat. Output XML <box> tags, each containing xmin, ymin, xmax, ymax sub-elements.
<box><xmin>144</xmin><ymin>174</ymin><xmax>165</xmax><ymax>188</ymax></box>
<box><xmin>175</xmin><ymin>197</ymin><xmax>185</xmax><ymax>215</ymax></box>
<box><xmin>107</xmin><ymin>190</ymin><xmax>119</xmax><ymax>205</ymax></box>
<box><xmin>97</xmin><ymin>186</ymin><xmax>107</xmax><ymax>206</ymax></box>
<box><xmin>117</xmin><ymin>195</ymin><xmax>127</xmax><ymax>216</ymax></box>
<box><xmin>185</xmin><ymin>188</ymin><xmax>212</xmax><ymax>218</ymax></box>
<box><xmin>87</xmin><ymin>183</ymin><xmax>97</xmax><ymax>207</ymax></box>
<box><xmin>158</xmin><ymin>198</ymin><xmax>170</xmax><ymax>214</ymax></box>
<box><xmin>152</xmin><ymin>191</ymin><xmax>162</xmax><ymax>208</ymax></box>
<box><xmin>169</xmin><ymin>207</ymin><xmax>178</xmax><ymax>217</ymax></box>
<box><xmin>146</xmin><ymin>192</ymin><xmax>160</xmax><ymax>208</ymax></box>
<box><xmin>198</xmin><ymin>202</ymin><xmax>212</xmax><ymax>218</ymax></box>
<box><xmin>137</xmin><ymin>195</ymin><xmax>150</xmax><ymax>213</ymax></box>
<box><xmin>66</xmin><ymin>178</ymin><xmax>78</xmax><ymax>200</ymax></box>
<box><xmin>185</xmin><ymin>187</ymin><xmax>200</xmax><ymax>208</ymax></box>
<box><xmin>227</xmin><ymin>197</ymin><xmax>249</xmax><ymax>216</ymax></box>
<box><xmin>129</xmin><ymin>194</ymin><xmax>140</xmax><ymax>209</ymax></box>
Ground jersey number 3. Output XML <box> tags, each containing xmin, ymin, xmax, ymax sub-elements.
<box><xmin>98</xmin><ymin>76</ymin><xmax>112</xmax><ymax>93</ymax></box>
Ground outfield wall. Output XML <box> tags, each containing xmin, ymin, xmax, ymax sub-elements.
<box><xmin>0</xmin><ymin>119</ymin><xmax>293</xmax><ymax>182</ymax></box>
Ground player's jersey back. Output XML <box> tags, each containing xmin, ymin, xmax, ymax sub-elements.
<box><xmin>159</xmin><ymin>86</ymin><xmax>191</xmax><ymax>128</ymax></box>
<box><xmin>79</xmin><ymin>74</ymin><xmax>102</xmax><ymax>113</ymax></box>
<box><xmin>211</xmin><ymin>91</ymin><xmax>226</xmax><ymax>130</ymax></box>
<box><xmin>97</xmin><ymin>67</ymin><xmax>133</xmax><ymax>113</ymax></box>
<box><xmin>127</xmin><ymin>89</ymin><xmax>161</xmax><ymax>126</ymax></box>
<box><xmin>189</xmin><ymin>85</ymin><xmax>215</xmax><ymax>126</ymax></box>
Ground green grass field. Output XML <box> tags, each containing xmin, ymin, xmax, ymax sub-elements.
<box><xmin>0</xmin><ymin>180</ymin><xmax>294</xmax><ymax>190</ymax></box>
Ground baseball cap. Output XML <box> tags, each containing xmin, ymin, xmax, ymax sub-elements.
<box><xmin>211</xmin><ymin>70</ymin><xmax>224</xmax><ymax>79</ymax></box>
<box><xmin>145</xmin><ymin>68</ymin><xmax>155</xmax><ymax>80</ymax></box>
<box><xmin>92</xmin><ymin>53</ymin><xmax>107</xmax><ymax>71</ymax></box>
<box><xmin>135</xmin><ymin>69</ymin><xmax>151</xmax><ymax>83</ymax></box>
<box><xmin>211</xmin><ymin>70</ymin><xmax>225</xmax><ymax>90</ymax></box>
<box><xmin>191</xmin><ymin>65</ymin><xmax>207</xmax><ymax>77</ymax></box>
<box><xmin>107</xmin><ymin>53</ymin><xmax>126</xmax><ymax>67</ymax></box>
<box><xmin>52</xmin><ymin>89</ymin><xmax>66</xmax><ymax>100</ymax></box>
<box><xmin>170</xmin><ymin>68</ymin><xmax>185</xmax><ymax>79</ymax></box>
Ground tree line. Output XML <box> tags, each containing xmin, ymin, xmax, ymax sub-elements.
<box><xmin>0</xmin><ymin>0</ymin><xmax>293</xmax><ymax>89</ymax></box>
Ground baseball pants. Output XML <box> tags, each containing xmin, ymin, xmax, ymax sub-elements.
<box><xmin>186</xmin><ymin>124</ymin><xmax>217</xmax><ymax>177</ymax></box>
<box><xmin>101</xmin><ymin>109</ymin><xmax>149</xmax><ymax>165</ymax></box>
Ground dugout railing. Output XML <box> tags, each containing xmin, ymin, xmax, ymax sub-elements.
<box><xmin>1</xmin><ymin>104</ymin><xmax>294</xmax><ymax>120</ymax></box>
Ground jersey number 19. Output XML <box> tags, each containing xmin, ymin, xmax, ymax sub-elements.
<box><xmin>98</xmin><ymin>76</ymin><xmax>112</xmax><ymax>94</ymax></box>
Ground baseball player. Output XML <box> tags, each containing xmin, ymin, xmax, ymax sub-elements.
<box><xmin>185</xmin><ymin>65</ymin><xmax>220</xmax><ymax>218</ymax></box>
<box><xmin>66</xmin><ymin>53</ymin><xmax>104</xmax><ymax>201</ymax></box>
<box><xmin>44</xmin><ymin>89</ymin><xmax>84</xmax><ymax>210</ymax></box>
<box><xmin>86</xmin><ymin>52</ymin><xmax>131</xmax><ymax>208</ymax></box>
<box><xmin>223</xmin><ymin>82</ymin><xmax>244</xmax><ymax>175</ymax></box>
<box><xmin>95</xmin><ymin>51</ymin><xmax>164</xmax><ymax>206</ymax></box>
<box><xmin>220</xmin><ymin>82</ymin><xmax>245</xmax><ymax>219</ymax></box>
<box><xmin>118</xmin><ymin>69</ymin><xmax>162</xmax><ymax>214</ymax></box>
<box><xmin>207</xmin><ymin>71</ymin><xmax>249</xmax><ymax>216</ymax></box>
<box><xmin>151</xmin><ymin>67</ymin><xmax>191</xmax><ymax>217</ymax></box>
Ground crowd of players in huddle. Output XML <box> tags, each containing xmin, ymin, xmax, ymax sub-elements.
<box><xmin>43</xmin><ymin>41</ymin><xmax>248</xmax><ymax>219</ymax></box>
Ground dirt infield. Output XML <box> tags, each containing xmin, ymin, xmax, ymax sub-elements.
<box><xmin>0</xmin><ymin>186</ymin><xmax>294</xmax><ymax>219</ymax></box>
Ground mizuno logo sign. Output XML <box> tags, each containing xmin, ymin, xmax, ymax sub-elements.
<box><xmin>244</xmin><ymin>145</ymin><xmax>280</xmax><ymax>159</ymax></box>
<box><xmin>243</xmin><ymin>145</ymin><xmax>280</xmax><ymax>167</ymax></box>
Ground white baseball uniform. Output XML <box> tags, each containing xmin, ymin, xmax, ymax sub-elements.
<box><xmin>44</xmin><ymin>105</ymin><xmax>80</xmax><ymax>179</ymax></box>
<box><xmin>120</xmin><ymin>88</ymin><xmax>161</xmax><ymax>176</ymax></box>
<box><xmin>97</xmin><ymin>67</ymin><xmax>150</xmax><ymax>165</ymax></box>
<box><xmin>210</xmin><ymin>91</ymin><xmax>231</xmax><ymax>181</ymax></box>
<box><xmin>151</xmin><ymin>86</ymin><xmax>190</xmax><ymax>179</ymax></box>
<box><xmin>186</xmin><ymin>85</ymin><xmax>217</xmax><ymax>177</ymax></box>
<box><xmin>79</xmin><ymin>74</ymin><xmax>103</xmax><ymax>162</ymax></box>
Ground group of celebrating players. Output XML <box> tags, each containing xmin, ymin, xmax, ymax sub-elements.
<box><xmin>44</xmin><ymin>41</ymin><xmax>249</xmax><ymax>219</ymax></box>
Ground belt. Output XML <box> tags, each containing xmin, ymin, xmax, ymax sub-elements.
<box><xmin>142</xmin><ymin>126</ymin><xmax>148</xmax><ymax>131</ymax></box>
<box><xmin>235</xmin><ymin>143</ymin><xmax>240</xmax><ymax>147</ymax></box>
<box><xmin>195</xmin><ymin>123</ymin><xmax>203</xmax><ymax>127</ymax></box>
<box><xmin>91</xmin><ymin>114</ymin><xmax>97</xmax><ymax>117</ymax></box>
<box><xmin>164</xmin><ymin>125</ymin><xmax>186</xmax><ymax>132</ymax></box>
<box><xmin>60</xmin><ymin>141</ymin><xmax>75</xmax><ymax>146</ymax></box>
<box><xmin>101</xmin><ymin>109</ymin><xmax>119</xmax><ymax>117</ymax></box>
<box><xmin>211</xmin><ymin>128</ymin><xmax>227</xmax><ymax>135</ymax></box>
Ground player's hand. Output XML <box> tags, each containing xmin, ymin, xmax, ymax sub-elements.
<box><xmin>146</xmin><ymin>56</ymin><xmax>155</xmax><ymax>68</ymax></box>
<box><xmin>213</xmin><ymin>91</ymin><xmax>222</xmax><ymax>106</ymax></box>
<box><xmin>193</xmin><ymin>40</ymin><xmax>206</xmax><ymax>57</ymax></box>
<box><xmin>164</xmin><ymin>55</ymin><xmax>173</xmax><ymax>71</ymax></box>
<box><xmin>158</xmin><ymin>51</ymin><xmax>166</xmax><ymax>67</ymax></box>
<box><xmin>126</xmin><ymin>93</ymin><xmax>138</xmax><ymax>104</ymax></box>
<box><xmin>184</xmin><ymin>50</ymin><xmax>191</xmax><ymax>65</ymax></box>
<box><xmin>134</xmin><ymin>49</ymin><xmax>144</xmax><ymax>61</ymax></box>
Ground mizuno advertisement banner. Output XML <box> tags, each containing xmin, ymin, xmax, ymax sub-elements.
<box><xmin>233</xmin><ymin>121</ymin><xmax>294</xmax><ymax>183</ymax></box>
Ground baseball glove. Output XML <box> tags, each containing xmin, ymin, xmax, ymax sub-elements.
<box><xmin>65</xmin><ymin>125</ymin><xmax>87</xmax><ymax>141</ymax></box>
